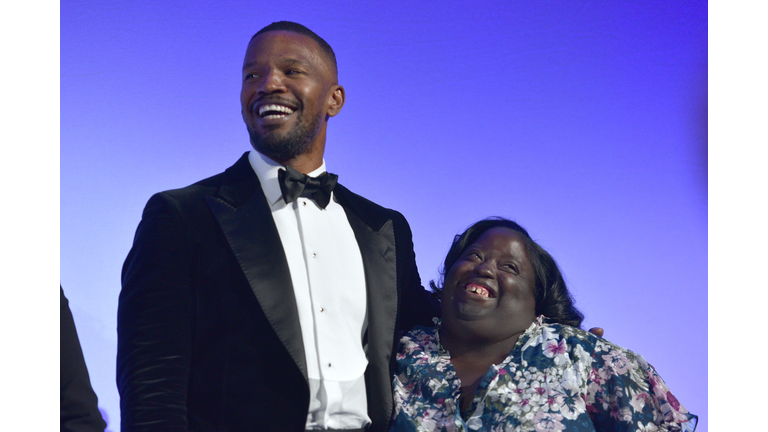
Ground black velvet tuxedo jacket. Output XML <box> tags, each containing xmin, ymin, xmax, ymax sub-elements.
<box><xmin>117</xmin><ymin>153</ymin><xmax>436</xmax><ymax>432</ymax></box>
<box><xmin>61</xmin><ymin>287</ymin><xmax>107</xmax><ymax>432</ymax></box>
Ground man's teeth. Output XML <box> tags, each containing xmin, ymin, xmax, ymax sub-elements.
<box><xmin>258</xmin><ymin>104</ymin><xmax>295</xmax><ymax>118</ymax></box>
<box><xmin>467</xmin><ymin>285</ymin><xmax>490</xmax><ymax>298</ymax></box>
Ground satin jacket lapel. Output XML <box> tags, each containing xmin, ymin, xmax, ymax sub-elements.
<box><xmin>345</xmin><ymin>211</ymin><xmax>398</xmax><ymax>357</ymax></box>
<box><xmin>335</xmin><ymin>185</ymin><xmax>398</xmax><ymax>427</ymax></box>
<box><xmin>204</xmin><ymin>155</ymin><xmax>307</xmax><ymax>380</ymax></box>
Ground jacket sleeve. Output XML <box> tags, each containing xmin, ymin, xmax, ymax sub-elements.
<box><xmin>392</xmin><ymin>212</ymin><xmax>440</xmax><ymax>334</ymax></box>
<box><xmin>117</xmin><ymin>193</ymin><xmax>196</xmax><ymax>432</ymax></box>
<box><xmin>61</xmin><ymin>287</ymin><xmax>107</xmax><ymax>432</ymax></box>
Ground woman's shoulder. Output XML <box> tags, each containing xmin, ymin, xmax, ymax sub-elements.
<box><xmin>539</xmin><ymin>320</ymin><xmax>662</xmax><ymax>382</ymax></box>
<box><xmin>397</xmin><ymin>324</ymin><xmax>440</xmax><ymax>359</ymax></box>
<box><xmin>545</xmin><ymin>321</ymin><xmax>597</xmax><ymax>340</ymax></box>
<box><xmin>401</xmin><ymin>324</ymin><xmax>438</xmax><ymax>344</ymax></box>
<box><xmin>528</xmin><ymin>319</ymin><xmax>647</xmax><ymax>364</ymax></box>
<box><xmin>525</xmin><ymin>318</ymin><xmax>600</xmax><ymax>349</ymax></box>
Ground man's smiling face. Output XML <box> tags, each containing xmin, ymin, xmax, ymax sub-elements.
<box><xmin>240</xmin><ymin>30</ymin><xmax>341</xmax><ymax>165</ymax></box>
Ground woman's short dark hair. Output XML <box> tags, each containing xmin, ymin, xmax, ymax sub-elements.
<box><xmin>431</xmin><ymin>217</ymin><xmax>584</xmax><ymax>328</ymax></box>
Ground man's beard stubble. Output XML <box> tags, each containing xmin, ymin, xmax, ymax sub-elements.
<box><xmin>248</xmin><ymin>112</ymin><xmax>320</xmax><ymax>163</ymax></box>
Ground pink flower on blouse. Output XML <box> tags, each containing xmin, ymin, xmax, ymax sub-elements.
<box><xmin>666</xmin><ymin>391</ymin><xmax>680</xmax><ymax>411</ymax></box>
<box><xmin>544</xmin><ymin>339</ymin><xmax>567</xmax><ymax>357</ymax></box>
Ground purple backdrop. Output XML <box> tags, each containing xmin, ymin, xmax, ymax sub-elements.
<box><xmin>61</xmin><ymin>1</ymin><xmax>707</xmax><ymax>430</ymax></box>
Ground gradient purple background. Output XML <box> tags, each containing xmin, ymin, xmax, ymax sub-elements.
<box><xmin>61</xmin><ymin>1</ymin><xmax>707</xmax><ymax>430</ymax></box>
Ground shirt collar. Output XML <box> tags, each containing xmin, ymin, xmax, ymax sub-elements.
<box><xmin>248</xmin><ymin>150</ymin><xmax>328</xmax><ymax>206</ymax></box>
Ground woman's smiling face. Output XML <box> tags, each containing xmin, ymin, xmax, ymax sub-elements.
<box><xmin>441</xmin><ymin>227</ymin><xmax>538</xmax><ymax>344</ymax></box>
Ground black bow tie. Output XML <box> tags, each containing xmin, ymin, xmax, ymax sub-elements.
<box><xmin>278</xmin><ymin>166</ymin><xmax>338</xmax><ymax>209</ymax></box>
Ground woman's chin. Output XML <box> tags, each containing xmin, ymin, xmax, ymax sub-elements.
<box><xmin>447</xmin><ymin>301</ymin><xmax>493</xmax><ymax>323</ymax></box>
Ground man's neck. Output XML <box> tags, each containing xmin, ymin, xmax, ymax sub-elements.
<box><xmin>285</xmin><ymin>158</ymin><xmax>323</xmax><ymax>174</ymax></box>
<box><xmin>258</xmin><ymin>148</ymin><xmax>325</xmax><ymax>175</ymax></box>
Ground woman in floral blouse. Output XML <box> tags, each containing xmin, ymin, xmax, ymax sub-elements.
<box><xmin>390</xmin><ymin>218</ymin><xmax>697</xmax><ymax>432</ymax></box>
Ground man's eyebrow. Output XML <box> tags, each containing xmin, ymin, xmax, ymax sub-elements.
<box><xmin>283</xmin><ymin>58</ymin><xmax>310</xmax><ymax>68</ymax></box>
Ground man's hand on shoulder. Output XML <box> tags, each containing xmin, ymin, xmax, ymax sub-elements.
<box><xmin>588</xmin><ymin>327</ymin><xmax>604</xmax><ymax>338</ymax></box>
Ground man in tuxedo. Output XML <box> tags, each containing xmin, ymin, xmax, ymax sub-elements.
<box><xmin>117</xmin><ymin>21</ymin><xmax>436</xmax><ymax>432</ymax></box>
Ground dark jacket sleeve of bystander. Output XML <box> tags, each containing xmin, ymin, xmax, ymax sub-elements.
<box><xmin>61</xmin><ymin>286</ymin><xmax>107</xmax><ymax>432</ymax></box>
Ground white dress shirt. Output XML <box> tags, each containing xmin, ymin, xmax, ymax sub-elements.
<box><xmin>248</xmin><ymin>151</ymin><xmax>370</xmax><ymax>429</ymax></box>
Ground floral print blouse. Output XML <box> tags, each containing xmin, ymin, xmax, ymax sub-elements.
<box><xmin>391</xmin><ymin>316</ymin><xmax>697</xmax><ymax>432</ymax></box>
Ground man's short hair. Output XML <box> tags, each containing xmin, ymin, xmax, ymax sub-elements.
<box><xmin>251</xmin><ymin>21</ymin><xmax>338</xmax><ymax>76</ymax></box>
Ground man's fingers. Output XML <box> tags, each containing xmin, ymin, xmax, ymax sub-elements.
<box><xmin>588</xmin><ymin>327</ymin><xmax>604</xmax><ymax>338</ymax></box>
